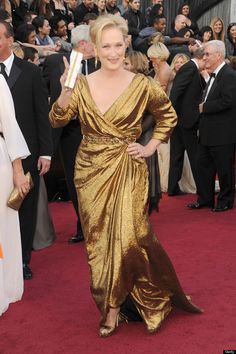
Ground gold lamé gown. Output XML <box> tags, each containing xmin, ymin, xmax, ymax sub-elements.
<box><xmin>50</xmin><ymin>74</ymin><xmax>201</xmax><ymax>332</ymax></box>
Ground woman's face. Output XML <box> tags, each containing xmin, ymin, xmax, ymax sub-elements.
<box><xmin>123</xmin><ymin>56</ymin><xmax>132</xmax><ymax>71</ymax></box>
<box><xmin>184</xmin><ymin>30</ymin><xmax>191</xmax><ymax>38</ymax></box>
<box><xmin>174</xmin><ymin>57</ymin><xmax>185</xmax><ymax>72</ymax></box>
<box><xmin>149</xmin><ymin>57</ymin><xmax>160</xmax><ymax>71</ymax></box>
<box><xmin>203</xmin><ymin>30</ymin><xmax>212</xmax><ymax>42</ymax></box>
<box><xmin>97</xmin><ymin>27</ymin><xmax>126</xmax><ymax>71</ymax></box>
<box><xmin>40</xmin><ymin>19</ymin><xmax>51</xmax><ymax>36</ymax></box>
<box><xmin>28</xmin><ymin>30</ymin><xmax>36</xmax><ymax>44</ymax></box>
<box><xmin>97</xmin><ymin>0</ymin><xmax>106</xmax><ymax>11</ymax></box>
<box><xmin>213</xmin><ymin>20</ymin><xmax>223</xmax><ymax>34</ymax></box>
<box><xmin>229</xmin><ymin>25</ymin><xmax>236</xmax><ymax>41</ymax></box>
<box><xmin>158</xmin><ymin>6</ymin><xmax>163</xmax><ymax>15</ymax></box>
<box><xmin>181</xmin><ymin>5</ymin><xmax>189</xmax><ymax>16</ymax></box>
<box><xmin>42</xmin><ymin>0</ymin><xmax>50</xmax><ymax>4</ymax></box>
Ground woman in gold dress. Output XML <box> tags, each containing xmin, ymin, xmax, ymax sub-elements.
<box><xmin>49</xmin><ymin>15</ymin><xmax>202</xmax><ymax>337</ymax></box>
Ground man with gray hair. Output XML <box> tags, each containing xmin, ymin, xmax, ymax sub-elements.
<box><xmin>188</xmin><ymin>40</ymin><xmax>236</xmax><ymax>211</ymax></box>
<box><xmin>168</xmin><ymin>47</ymin><xmax>206</xmax><ymax>196</ymax></box>
<box><xmin>43</xmin><ymin>24</ymin><xmax>98</xmax><ymax>242</ymax></box>
<box><xmin>170</xmin><ymin>14</ymin><xmax>187</xmax><ymax>37</ymax></box>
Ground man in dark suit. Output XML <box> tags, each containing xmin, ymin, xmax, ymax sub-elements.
<box><xmin>0</xmin><ymin>20</ymin><xmax>53</xmax><ymax>279</ymax></box>
<box><xmin>168</xmin><ymin>47</ymin><xmax>206</xmax><ymax>196</ymax></box>
<box><xmin>74</xmin><ymin>0</ymin><xmax>98</xmax><ymax>25</ymax></box>
<box><xmin>122</xmin><ymin>0</ymin><xmax>146</xmax><ymax>48</ymax></box>
<box><xmin>43</xmin><ymin>24</ymin><xmax>98</xmax><ymax>243</ymax></box>
<box><xmin>188</xmin><ymin>40</ymin><xmax>236</xmax><ymax>211</ymax></box>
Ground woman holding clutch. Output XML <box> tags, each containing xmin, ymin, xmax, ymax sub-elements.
<box><xmin>0</xmin><ymin>75</ymin><xmax>30</xmax><ymax>316</ymax></box>
<box><xmin>50</xmin><ymin>15</ymin><xmax>202</xmax><ymax>337</ymax></box>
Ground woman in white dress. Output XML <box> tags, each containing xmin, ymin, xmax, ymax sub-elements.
<box><xmin>0</xmin><ymin>75</ymin><xmax>30</xmax><ymax>316</ymax></box>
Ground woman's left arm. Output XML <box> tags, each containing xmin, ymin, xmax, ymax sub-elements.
<box><xmin>127</xmin><ymin>77</ymin><xmax>177</xmax><ymax>158</ymax></box>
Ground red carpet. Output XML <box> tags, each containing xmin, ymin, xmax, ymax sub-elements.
<box><xmin>1</xmin><ymin>195</ymin><xmax>236</xmax><ymax>354</ymax></box>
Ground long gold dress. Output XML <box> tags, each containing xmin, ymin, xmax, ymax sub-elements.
<box><xmin>49</xmin><ymin>74</ymin><xmax>201</xmax><ymax>332</ymax></box>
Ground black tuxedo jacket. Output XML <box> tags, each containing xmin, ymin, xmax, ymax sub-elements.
<box><xmin>7</xmin><ymin>55</ymin><xmax>53</xmax><ymax>173</ymax></box>
<box><xmin>170</xmin><ymin>60</ymin><xmax>205</xmax><ymax>130</ymax></box>
<box><xmin>199</xmin><ymin>64</ymin><xmax>236</xmax><ymax>146</ymax></box>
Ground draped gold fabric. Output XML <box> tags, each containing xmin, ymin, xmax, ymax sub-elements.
<box><xmin>50</xmin><ymin>74</ymin><xmax>201</xmax><ymax>332</ymax></box>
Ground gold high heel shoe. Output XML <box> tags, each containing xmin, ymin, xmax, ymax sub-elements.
<box><xmin>99</xmin><ymin>313</ymin><xmax>119</xmax><ymax>338</ymax></box>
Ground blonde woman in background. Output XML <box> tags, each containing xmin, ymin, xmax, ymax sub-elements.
<box><xmin>96</xmin><ymin>0</ymin><xmax>107</xmax><ymax>16</ymax></box>
<box><xmin>147</xmin><ymin>41</ymin><xmax>173</xmax><ymax>94</ymax></box>
<box><xmin>170</xmin><ymin>52</ymin><xmax>190</xmax><ymax>76</ymax></box>
<box><xmin>124</xmin><ymin>51</ymin><xmax>161</xmax><ymax>212</ymax></box>
<box><xmin>210</xmin><ymin>16</ymin><xmax>224</xmax><ymax>42</ymax></box>
<box><xmin>147</xmin><ymin>42</ymin><xmax>173</xmax><ymax>192</ymax></box>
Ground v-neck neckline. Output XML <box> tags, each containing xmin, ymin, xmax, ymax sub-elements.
<box><xmin>82</xmin><ymin>73</ymin><xmax>139</xmax><ymax>117</ymax></box>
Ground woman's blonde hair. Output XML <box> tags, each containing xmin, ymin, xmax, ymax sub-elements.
<box><xmin>170</xmin><ymin>53</ymin><xmax>190</xmax><ymax>75</ymax></box>
<box><xmin>90</xmin><ymin>14</ymin><xmax>128</xmax><ymax>47</ymax></box>
<box><xmin>148</xmin><ymin>31</ymin><xmax>165</xmax><ymax>45</ymax></box>
<box><xmin>210</xmin><ymin>16</ymin><xmax>225</xmax><ymax>41</ymax></box>
<box><xmin>125</xmin><ymin>51</ymin><xmax>149</xmax><ymax>75</ymax></box>
<box><xmin>147</xmin><ymin>42</ymin><xmax>170</xmax><ymax>61</ymax></box>
<box><xmin>12</xmin><ymin>42</ymin><xmax>24</xmax><ymax>59</ymax></box>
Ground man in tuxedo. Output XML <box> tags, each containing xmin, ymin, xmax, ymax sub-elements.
<box><xmin>188</xmin><ymin>40</ymin><xmax>236</xmax><ymax>211</ymax></box>
<box><xmin>43</xmin><ymin>24</ymin><xmax>98</xmax><ymax>243</ymax></box>
<box><xmin>168</xmin><ymin>47</ymin><xmax>206</xmax><ymax>196</ymax></box>
<box><xmin>0</xmin><ymin>20</ymin><xmax>53</xmax><ymax>279</ymax></box>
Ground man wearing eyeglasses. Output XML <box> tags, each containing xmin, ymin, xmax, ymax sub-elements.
<box><xmin>188</xmin><ymin>40</ymin><xmax>236</xmax><ymax>212</ymax></box>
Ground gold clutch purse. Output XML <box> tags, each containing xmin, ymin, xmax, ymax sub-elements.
<box><xmin>7</xmin><ymin>172</ymin><xmax>34</xmax><ymax>211</ymax></box>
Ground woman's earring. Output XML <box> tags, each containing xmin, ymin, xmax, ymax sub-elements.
<box><xmin>95</xmin><ymin>55</ymin><xmax>99</xmax><ymax>68</ymax></box>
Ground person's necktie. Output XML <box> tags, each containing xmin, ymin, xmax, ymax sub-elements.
<box><xmin>202</xmin><ymin>72</ymin><xmax>216</xmax><ymax>102</ymax></box>
<box><xmin>0</xmin><ymin>62</ymin><xmax>8</xmax><ymax>82</ymax></box>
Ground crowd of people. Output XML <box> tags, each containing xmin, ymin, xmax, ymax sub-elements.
<box><xmin>0</xmin><ymin>0</ymin><xmax>236</xmax><ymax>338</ymax></box>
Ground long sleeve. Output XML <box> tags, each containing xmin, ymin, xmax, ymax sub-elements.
<box><xmin>0</xmin><ymin>76</ymin><xmax>30</xmax><ymax>162</ymax></box>
<box><xmin>49</xmin><ymin>79</ymin><xmax>81</xmax><ymax>128</ymax></box>
<box><xmin>33</xmin><ymin>66</ymin><xmax>53</xmax><ymax>157</ymax></box>
<box><xmin>146</xmin><ymin>77</ymin><xmax>177</xmax><ymax>142</ymax></box>
<box><xmin>169</xmin><ymin>63</ymin><xmax>195</xmax><ymax>110</ymax></box>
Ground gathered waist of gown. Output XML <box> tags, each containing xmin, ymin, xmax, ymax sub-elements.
<box><xmin>82</xmin><ymin>135</ymin><xmax>136</xmax><ymax>145</ymax></box>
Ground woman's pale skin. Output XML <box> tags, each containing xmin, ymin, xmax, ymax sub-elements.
<box><xmin>229</xmin><ymin>25</ymin><xmax>236</xmax><ymax>42</ymax></box>
<box><xmin>123</xmin><ymin>56</ymin><xmax>132</xmax><ymax>71</ymax></box>
<box><xmin>181</xmin><ymin>5</ymin><xmax>189</xmax><ymax>16</ymax></box>
<box><xmin>202</xmin><ymin>31</ymin><xmax>212</xmax><ymax>42</ymax></box>
<box><xmin>58</xmin><ymin>26</ymin><xmax>162</xmax><ymax>328</ymax></box>
<box><xmin>97</xmin><ymin>0</ymin><xmax>106</xmax><ymax>11</ymax></box>
<box><xmin>38</xmin><ymin>19</ymin><xmax>51</xmax><ymax>38</ymax></box>
<box><xmin>12</xmin><ymin>159</ymin><xmax>30</xmax><ymax>198</ymax></box>
<box><xmin>213</xmin><ymin>20</ymin><xmax>223</xmax><ymax>34</ymax></box>
<box><xmin>150</xmin><ymin>56</ymin><xmax>173</xmax><ymax>93</ymax></box>
<box><xmin>174</xmin><ymin>57</ymin><xmax>185</xmax><ymax>72</ymax></box>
